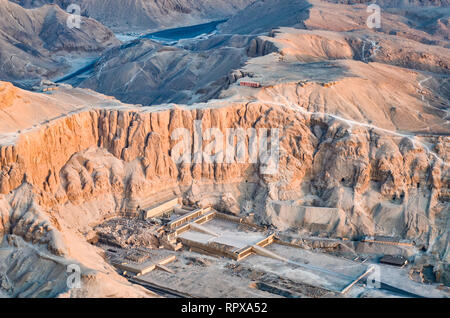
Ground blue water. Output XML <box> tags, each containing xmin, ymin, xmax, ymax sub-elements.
<box><xmin>141</xmin><ymin>19</ymin><xmax>227</xmax><ymax>42</ymax></box>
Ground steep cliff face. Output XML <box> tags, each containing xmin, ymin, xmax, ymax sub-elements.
<box><xmin>0</xmin><ymin>101</ymin><xmax>448</xmax><ymax>246</ymax></box>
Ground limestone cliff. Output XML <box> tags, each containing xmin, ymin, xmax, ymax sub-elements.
<box><xmin>0</xmin><ymin>100</ymin><xmax>448</xmax><ymax>249</ymax></box>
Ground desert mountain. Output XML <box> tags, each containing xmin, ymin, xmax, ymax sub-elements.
<box><xmin>11</xmin><ymin>0</ymin><xmax>257</xmax><ymax>32</ymax></box>
<box><xmin>0</xmin><ymin>0</ymin><xmax>119</xmax><ymax>85</ymax></box>
<box><xmin>0</xmin><ymin>0</ymin><xmax>448</xmax><ymax>298</ymax></box>
<box><xmin>76</xmin><ymin>35</ymin><xmax>254</xmax><ymax>105</ymax></box>
<box><xmin>325</xmin><ymin>0</ymin><xmax>449</xmax><ymax>6</ymax></box>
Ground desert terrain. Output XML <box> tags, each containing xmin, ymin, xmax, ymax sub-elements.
<box><xmin>0</xmin><ymin>0</ymin><xmax>448</xmax><ymax>298</ymax></box>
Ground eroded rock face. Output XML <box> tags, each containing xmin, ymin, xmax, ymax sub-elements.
<box><xmin>0</xmin><ymin>233</ymin><xmax>153</xmax><ymax>298</ymax></box>
<box><xmin>0</xmin><ymin>0</ymin><xmax>449</xmax><ymax>295</ymax></box>
<box><xmin>0</xmin><ymin>101</ymin><xmax>448</xmax><ymax>248</ymax></box>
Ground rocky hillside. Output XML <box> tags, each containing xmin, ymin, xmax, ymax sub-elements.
<box><xmin>1</xmin><ymin>79</ymin><xmax>448</xmax><ymax>248</ymax></box>
<box><xmin>77</xmin><ymin>35</ymin><xmax>254</xmax><ymax>105</ymax></box>
<box><xmin>11</xmin><ymin>0</ymin><xmax>257</xmax><ymax>32</ymax></box>
<box><xmin>73</xmin><ymin>0</ymin><xmax>449</xmax><ymax>108</ymax></box>
<box><xmin>0</xmin><ymin>0</ymin><xmax>448</xmax><ymax>297</ymax></box>
<box><xmin>0</xmin><ymin>0</ymin><xmax>119</xmax><ymax>84</ymax></box>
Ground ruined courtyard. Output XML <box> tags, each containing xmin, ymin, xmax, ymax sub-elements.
<box><xmin>91</xmin><ymin>197</ymin><xmax>449</xmax><ymax>298</ymax></box>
